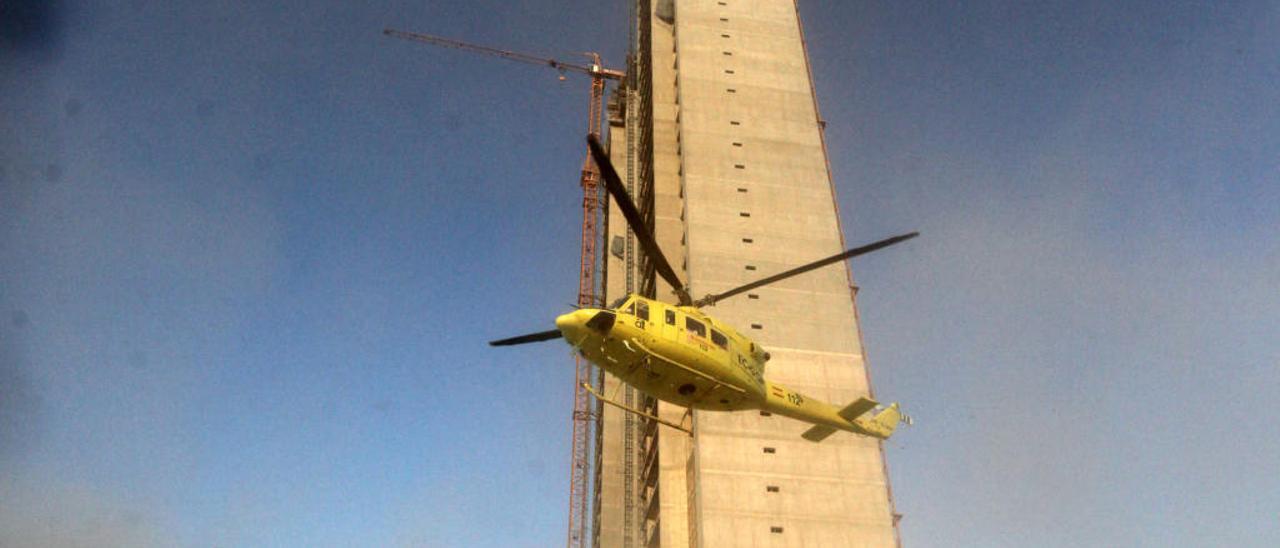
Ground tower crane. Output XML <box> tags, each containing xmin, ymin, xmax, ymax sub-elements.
<box><xmin>383</xmin><ymin>28</ymin><xmax>623</xmax><ymax>548</ymax></box>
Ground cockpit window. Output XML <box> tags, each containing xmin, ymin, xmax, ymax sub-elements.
<box><xmin>623</xmin><ymin>302</ymin><xmax>635</xmax><ymax>316</ymax></box>
<box><xmin>609</xmin><ymin>296</ymin><xmax>630</xmax><ymax>310</ymax></box>
<box><xmin>710</xmin><ymin>330</ymin><xmax>728</xmax><ymax>349</ymax></box>
<box><xmin>635</xmin><ymin>301</ymin><xmax>649</xmax><ymax>321</ymax></box>
<box><xmin>685</xmin><ymin>317</ymin><xmax>706</xmax><ymax>338</ymax></box>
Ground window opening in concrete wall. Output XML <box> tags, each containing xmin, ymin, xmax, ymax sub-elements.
<box><xmin>725</xmin><ymin>69</ymin><xmax>735</xmax><ymax>74</ymax></box>
<box><xmin>747</xmin><ymin>293</ymin><xmax>759</xmax><ymax>299</ymax></box>
<box><xmin>726</xmin><ymin>88</ymin><xmax>736</xmax><ymax>93</ymax></box>
<box><xmin>739</xmin><ymin>212</ymin><xmax>750</xmax><ymax>217</ymax></box>
<box><xmin>732</xmin><ymin>141</ymin><xmax>743</xmax><ymax>147</ymax></box>
<box><xmin>730</xmin><ymin>120</ymin><xmax>741</xmax><ymax>125</ymax></box>
<box><xmin>751</xmin><ymin>323</ymin><xmax>763</xmax><ymax>329</ymax></box>
<box><xmin>763</xmin><ymin>447</ymin><xmax>776</xmax><ymax>454</ymax></box>
<box><xmin>736</xmin><ymin>187</ymin><xmax>748</xmax><ymax>192</ymax></box>
<box><xmin>720</xmin><ymin>17</ymin><xmax>729</xmax><ymax>22</ymax></box>
<box><xmin>722</xmin><ymin>51</ymin><xmax>733</xmax><ymax>56</ymax></box>
<box><xmin>771</xmin><ymin>527</ymin><xmax>784</xmax><ymax>534</ymax></box>
<box><xmin>611</xmin><ymin>235</ymin><xmax>625</xmax><ymax>259</ymax></box>
<box><xmin>745</xmin><ymin>265</ymin><xmax>756</xmax><ymax>271</ymax></box>
<box><xmin>734</xmin><ymin>164</ymin><xmax>745</xmax><ymax>169</ymax></box>
<box><xmin>742</xmin><ymin>238</ymin><xmax>753</xmax><ymax>243</ymax></box>
<box><xmin>766</xmin><ymin>485</ymin><xmax>780</xmax><ymax>492</ymax></box>
<box><xmin>759</xmin><ymin>410</ymin><xmax>771</xmax><ymax>416</ymax></box>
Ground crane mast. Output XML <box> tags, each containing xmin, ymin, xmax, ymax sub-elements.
<box><xmin>383</xmin><ymin>28</ymin><xmax>622</xmax><ymax>548</ymax></box>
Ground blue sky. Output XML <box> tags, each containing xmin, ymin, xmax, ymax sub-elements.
<box><xmin>2</xmin><ymin>1</ymin><xmax>1276</xmax><ymax>546</ymax></box>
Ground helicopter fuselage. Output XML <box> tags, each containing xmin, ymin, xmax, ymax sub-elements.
<box><xmin>554</xmin><ymin>294</ymin><xmax>900</xmax><ymax>439</ymax></box>
<box><xmin>558</xmin><ymin>295</ymin><xmax>761</xmax><ymax>411</ymax></box>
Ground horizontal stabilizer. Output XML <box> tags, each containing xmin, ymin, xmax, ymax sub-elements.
<box><xmin>837</xmin><ymin>397</ymin><xmax>879</xmax><ymax>421</ymax></box>
<box><xmin>801</xmin><ymin>397</ymin><xmax>881</xmax><ymax>442</ymax></box>
<box><xmin>801</xmin><ymin>424</ymin><xmax>838</xmax><ymax>442</ymax></box>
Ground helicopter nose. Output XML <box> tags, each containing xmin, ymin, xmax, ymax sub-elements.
<box><xmin>556</xmin><ymin>309</ymin><xmax>593</xmax><ymax>340</ymax></box>
<box><xmin>556</xmin><ymin>309</ymin><xmax>616</xmax><ymax>341</ymax></box>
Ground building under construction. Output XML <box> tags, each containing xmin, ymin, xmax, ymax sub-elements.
<box><xmin>386</xmin><ymin>1</ymin><xmax>899</xmax><ymax>545</ymax></box>
<box><xmin>594</xmin><ymin>1</ymin><xmax>901</xmax><ymax>546</ymax></box>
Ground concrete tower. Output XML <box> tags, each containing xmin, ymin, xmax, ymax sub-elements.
<box><xmin>596</xmin><ymin>1</ymin><xmax>900</xmax><ymax>546</ymax></box>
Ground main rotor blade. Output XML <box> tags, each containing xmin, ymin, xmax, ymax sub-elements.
<box><xmin>488</xmin><ymin>329</ymin><xmax>563</xmax><ymax>346</ymax></box>
<box><xmin>587</xmin><ymin>135</ymin><xmax>692</xmax><ymax>305</ymax></box>
<box><xmin>694</xmin><ymin>232</ymin><xmax>920</xmax><ymax>307</ymax></box>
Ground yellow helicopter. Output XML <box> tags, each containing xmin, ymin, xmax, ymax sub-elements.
<box><xmin>491</xmin><ymin>135</ymin><xmax>916</xmax><ymax>442</ymax></box>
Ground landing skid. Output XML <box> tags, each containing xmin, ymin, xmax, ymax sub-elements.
<box><xmin>582</xmin><ymin>383</ymin><xmax>693</xmax><ymax>436</ymax></box>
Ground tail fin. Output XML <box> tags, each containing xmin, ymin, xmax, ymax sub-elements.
<box><xmin>862</xmin><ymin>403</ymin><xmax>910</xmax><ymax>439</ymax></box>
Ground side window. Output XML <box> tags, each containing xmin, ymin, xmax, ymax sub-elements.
<box><xmin>665</xmin><ymin>309</ymin><xmax>676</xmax><ymax>326</ymax></box>
<box><xmin>635</xmin><ymin>301</ymin><xmax>649</xmax><ymax>321</ymax></box>
<box><xmin>685</xmin><ymin>317</ymin><xmax>707</xmax><ymax>338</ymax></box>
<box><xmin>710</xmin><ymin>330</ymin><xmax>728</xmax><ymax>349</ymax></box>
<box><xmin>624</xmin><ymin>301</ymin><xmax>635</xmax><ymax>315</ymax></box>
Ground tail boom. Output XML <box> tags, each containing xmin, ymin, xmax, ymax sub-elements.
<box><xmin>763</xmin><ymin>382</ymin><xmax>907</xmax><ymax>441</ymax></box>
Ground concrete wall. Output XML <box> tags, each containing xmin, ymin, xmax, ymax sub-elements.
<box><xmin>651</xmin><ymin>4</ymin><xmax>695</xmax><ymax>547</ymax></box>
<box><xmin>671</xmin><ymin>1</ymin><xmax>899</xmax><ymax>546</ymax></box>
<box><xmin>597</xmin><ymin>120</ymin><xmax>634</xmax><ymax>547</ymax></box>
<box><xmin>599</xmin><ymin>1</ymin><xmax>897</xmax><ymax>546</ymax></box>
<box><xmin>598</xmin><ymin>2</ymin><xmax>692</xmax><ymax>545</ymax></box>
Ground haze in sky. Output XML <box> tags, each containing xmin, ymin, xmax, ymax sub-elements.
<box><xmin>2</xmin><ymin>1</ymin><xmax>1276</xmax><ymax>546</ymax></box>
